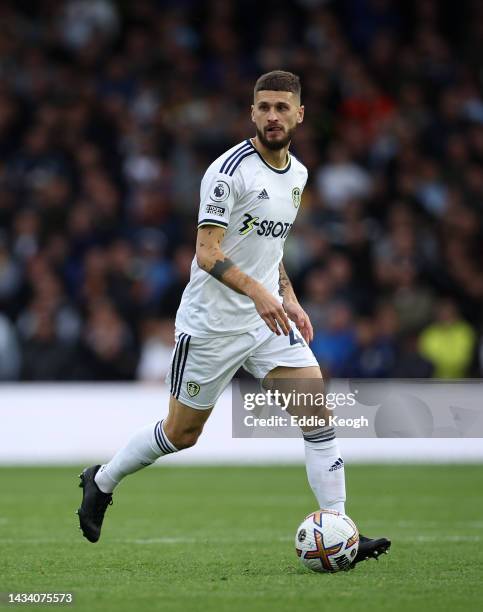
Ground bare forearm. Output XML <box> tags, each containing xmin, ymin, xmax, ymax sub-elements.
<box><xmin>198</xmin><ymin>247</ymin><xmax>260</xmax><ymax>297</ymax></box>
<box><xmin>279</xmin><ymin>262</ymin><xmax>297</xmax><ymax>303</ymax></box>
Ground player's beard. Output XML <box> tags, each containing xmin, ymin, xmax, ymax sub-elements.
<box><xmin>256</xmin><ymin>125</ymin><xmax>295</xmax><ymax>151</ymax></box>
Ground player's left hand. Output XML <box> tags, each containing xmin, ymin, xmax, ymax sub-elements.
<box><xmin>283</xmin><ymin>301</ymin><xmax>314</xmax><ymax>344</ymax></box>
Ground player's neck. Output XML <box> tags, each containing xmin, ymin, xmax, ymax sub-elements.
<box><xmin>251</xmin><ymin>137</ymin><xmax>290</xmax><ymax>170</ymax></box>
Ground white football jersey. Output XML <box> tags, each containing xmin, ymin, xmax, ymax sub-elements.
<box><xmin>175</xmin><ymin>139</ymin><xmax>308</xmax><ymax>337</ymax></box>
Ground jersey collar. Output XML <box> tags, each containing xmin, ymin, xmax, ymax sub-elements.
<box><xmin>247</xmin><ymin>139</ymin><xmax>291</xmax><ymax>174</ymax></box>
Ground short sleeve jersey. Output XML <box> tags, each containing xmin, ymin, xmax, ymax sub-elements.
<box><xmin>175</xmin><ymin>139</ymin><xmax>308</xmax><ymax>337</ymax></box>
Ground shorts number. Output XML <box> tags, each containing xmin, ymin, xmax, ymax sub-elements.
<box><xmin>289</xmin><ymin>329</ymin><xmax>304</xmax><ymax>346</ymax></box>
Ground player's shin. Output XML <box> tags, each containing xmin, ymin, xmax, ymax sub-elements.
<box><xmin>95</xmin><ymin>420</ymin><xmax>178</xmax><ymax>493</ymax></box>
<box><xmin>303</xmin><ymin>427</ymin><xmax>346</xmax><ymax>514</ymax></box>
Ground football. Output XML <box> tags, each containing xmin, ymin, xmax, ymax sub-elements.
<box><xmin>295</xmin><ymin>509</ymin><xmax>359</xmax><ymax>573</ymax></box>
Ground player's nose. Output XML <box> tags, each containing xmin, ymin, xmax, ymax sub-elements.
<box><xmin>267</xmin><ymin>108</ymin><xmax>278</xmax><ymax>122</ymax></box>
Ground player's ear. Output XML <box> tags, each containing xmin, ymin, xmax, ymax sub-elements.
<box><xmin>251</xmin><ymin>104</ymin><xmax>255</xmax><ymax>123</ymax></box>
<box><xmin>297</xmin><ymin>105</ymin><xmax>305</xmax><ymax>124</ymax></box>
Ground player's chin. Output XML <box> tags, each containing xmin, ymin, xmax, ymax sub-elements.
<box><xmin>263</xmin><ymin>134</ymin><xmax>291</xmax><ymax>150</ymax></box>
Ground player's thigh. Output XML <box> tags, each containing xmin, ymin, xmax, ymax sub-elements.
<box><xmin>264</xmin><ymin>365</ymin><xmax>330</xmax><ymax>427</ymax></box>
<box><xmin>163</xmin><ymin>394</ymin><xmax>213</xmax><ymax>443</ymax></box>
<box><xmin>264</xmin><ymin>364</ymin><xmax>323</xmax><ymax>382</ymax></box>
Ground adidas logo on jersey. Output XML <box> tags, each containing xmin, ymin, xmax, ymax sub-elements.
<box><xmin>257</xmin><ymin>189</ymin><xmax>269</xmax><ymax>199</ymax></box>
<box><xmin>329</xmin><ymin>458</ymin><xmax>344</xmax><ymax>472</ymax></box>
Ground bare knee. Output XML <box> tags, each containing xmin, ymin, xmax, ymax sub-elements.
<box><xmin>164</xmin><ymin>424</ymin><xmax>203</xmax><ymax>450</ymax></box>
<box><xmin>263</xmin><ymin>365</ymin><xmax>328</xmax><ymax>429</ymax></box>
<box><xmin>174</xmin><ymin>428</ymin><xmax>202</xmax><ymax>449</ymax></box>
<box><xmin>164</xmin><ymin>397</ymin><xmax>212</xmax><ymax>450</ymax></box>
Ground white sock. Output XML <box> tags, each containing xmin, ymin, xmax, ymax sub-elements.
<box><xmin>95</xmin><ymin>420</ymin><xmax>178</xmax><ymax>493</ymax></box>
<box><xmin>303</xmin><ymin>427</ymin><xmax>346</xmax><ymax>513</ymax></box>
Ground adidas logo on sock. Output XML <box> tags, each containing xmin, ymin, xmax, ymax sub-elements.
<box><xmin>257</xmin><ymin>188</ymin><xmax>269</xmax><ymax>199</ymax></box>
<box><xmin>329</xmin><ymin>458</ymin><xmax>344</xmax><ymax>472</ymax></box>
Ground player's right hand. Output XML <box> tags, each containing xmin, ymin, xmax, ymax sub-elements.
<box><xmin>251</xmin><ymin>287</ymin><xmax>291</xmax><ymax>336</ymax></box>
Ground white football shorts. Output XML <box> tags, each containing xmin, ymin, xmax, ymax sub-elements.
<box><xmin>165</xmin><ymin>321</ymin><xmax>319</xmax><ymax>409</ymax></box>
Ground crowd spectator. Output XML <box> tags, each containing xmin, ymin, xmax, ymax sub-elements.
<box><xmin>137</xmin><ymin>317</ymin><xmax>176</xmax><ymax>383</ymax></box>
<box><xmin>0</xmin><ymin>313</ymin><xmax>20</xmax><ymax>380</ymax></box>
<box><xmin>419</xmin><ymin>299</ymin><xmax>476</xmax><ymax>378</ymax></box>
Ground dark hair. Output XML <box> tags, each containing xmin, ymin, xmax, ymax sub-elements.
<box><xmin>254</xmin><ymin>70</ymin><xmax>301</xmax><ymax>100</ymax></box>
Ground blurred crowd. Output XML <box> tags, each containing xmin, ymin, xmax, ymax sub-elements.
<box><xmin>0</xmin><ymin>0</ymin><xmax>482</xmax><ymax>381</ymax></box>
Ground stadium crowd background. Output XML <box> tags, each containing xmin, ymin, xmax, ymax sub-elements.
<box><xmin>0</xmin><ymin>0</ymin><xmax>482</xmax><ymax>382</ymax></box>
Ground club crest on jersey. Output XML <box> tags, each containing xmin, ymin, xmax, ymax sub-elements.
<box><xmin>238</xmin><ymin>213</ymin><xmax>292</xmax><ymax>238</ymax></box>
<box><xmin>211</xmin><ymin>180</ymin><xmax>230</xmax><ymax>202</ymax></box>
<box><xmin>187</xmin><ymin>381</ymin><xmax>200</xmax><ymax>397</ymax></box>
<box><xmin>292</xmin><ymin>187</ymin><xmax>301</xmax><ymax>208</ymax></box>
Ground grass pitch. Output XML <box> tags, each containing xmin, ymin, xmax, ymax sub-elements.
<box><xmin>0</xmin><ymin>464</ymin><xmax>482</xmax><ymax>612</ymax></box>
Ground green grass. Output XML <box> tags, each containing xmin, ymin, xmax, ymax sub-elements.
<box><xmin>0</xmin><ymin>465</ymin><xmax>482</xmax><ymax>612</ymax></box>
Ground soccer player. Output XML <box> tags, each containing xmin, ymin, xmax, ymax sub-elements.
<box><xmin>77</xmin><ymin>70</ymin><xmax>390</xmax><ymax>565</ymax></box>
